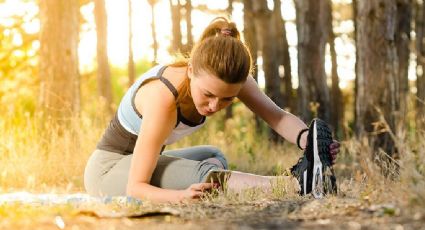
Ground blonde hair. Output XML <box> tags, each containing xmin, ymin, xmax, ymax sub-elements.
<box><xmin>170</xmin><ymin>17</ymin><xmax>253</xmax><ymax>103</ymax></box>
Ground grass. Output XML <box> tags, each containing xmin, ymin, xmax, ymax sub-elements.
<box><xmin>1</xmin><ymin>100</ymin><xmax>423</xmax><ymax>205</ymax></box>
<box><xmin>0</xmin><ymin>81</ymin><xmax>425</xmax><ymax>229</ymax></box>
<box><xmin>1</xmin><ymin>99</ymin><xmax>424</xmax><ymax>192</ymax></box>
<box><xmin>0</xmin><ymin>100</ymin><xmax>300</xmax><ymax>192</ymax></box>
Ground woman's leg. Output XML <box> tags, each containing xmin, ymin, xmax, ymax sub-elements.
<box><xmin>225</xmin><ymin>171</ymin><xmax>299</xmax><ymax>193</ymax></box>
<box><xmin>162</xmin><ymin>145</ymin><xmax>228</xmax><ymax>169</ymax></box>
<box><xmin>84</xmin><ymin>149</ymin><xmax>129</xmax><ymax>196</ymax></box>
<box><xmin>84</xmin><ymin>148</ymin><xmax>298</xmax><ymax>197</ymax></box>
<box><xmin>163</xmin><ymin>146</ymin><xmax>298</xmax><ymax>193</ymax></box>
<box><xmin>84</xmin><ymin>148</ymin><xmax>225</xmax><ymax>196</ymax></box>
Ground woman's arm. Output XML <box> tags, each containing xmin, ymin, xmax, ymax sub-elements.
<box><xmin>237</xmin><ymin>76</ymin><xmax>308</xmax><ymax>149</ymax></box>
<box><xmin>126</xmin><ymin>80</ymin><xmax>212</xmax><ymax>203</ymax></box>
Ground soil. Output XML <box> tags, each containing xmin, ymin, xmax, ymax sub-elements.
<box><xmin>1</xmin><ymin>196</ymin><xmax>424</xmax><ymax>230</ymax></box>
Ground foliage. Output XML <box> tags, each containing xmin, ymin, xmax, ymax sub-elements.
<box><xmin>0</xmin><ymin>1</ymin><xmax>424</xmax><ymax>228</ymax></box>
<box><xmin>0</xmin><ymin>1</ymin><xmax>39</xmax><ymax>117</ymax></box>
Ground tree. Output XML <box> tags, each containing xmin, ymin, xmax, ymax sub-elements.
<box><xmin>227</xmin><ymin>0</ymin><xmax>233</xmax><ymax>16</ymax></box>
<box><xmin>253</xmin><ymin>0</ymin><xmax>284</xmax><ymax>141</ymax></box>
<box><xmin>273</xmin><ymin>0</ymin><xmax>295</xmax><ymax>113</ymax></box>
<box><xmin>39</xmin><ymin>0</ymin><xmax>80</xmax><ymax>122</ymax></box>
<box><xmin>326</xmin><ymin>0</ymin><xmax>343</xmax><ymax>137</ymax></box>
<box><xmin>295</xmin><ymin>0</ymin><xmax>331</xmax><ymax>123</ymax></box>
<box><xmin>168</xmin><ymin>0</ymin><xmax>193</xmax><ymax>54</ymax></box>
<box><xmin>243</xmin><ymin>0</ymin><xmax>261</xmax><ymax>132</ymax></box>
<box><xmin>148</xmin><ymin>0</ymin><xmax>159</xmax><ymax>65</ymax></box>
<box><xmin>94</xmin><ymin>0</ymin><xmax>113</xmax><ymax>113</ymax></box>
<box><xmin>225</xmin><ymin>0</ymin><xmax>234</xmax><ymax>120</ymax></box>
<box><xmin>169</xmin><ymin>0</ymin><xmax>183</xmax><ymax>53</ymax></box>
<box><xmin>184</xmin><ymin>0</ymin><xmax>193</xmax><ymax>52</ymax></box>
<box><xmin>416</xmin><ymin>0</ymin><xmax>425</xmax><ymax>129</ymax></box>
<box><xmin>395</xmin><ymin>0</ymin><xmax>411</xmax><ymax>133</ymax></box>
<box><xmin>355</xmin><ymin>0</ymin><xmax>409</xmax><ymax>159</ymax></box>
<box><xmin>128</xmin><ymin>0</ymin><xmax>135</xmax><ymax>87</ymax></box>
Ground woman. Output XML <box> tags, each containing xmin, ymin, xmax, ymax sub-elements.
<box><xmin>84</xmin><ymin>17</ymin><xmax>340</xmax><ymax>202</ymax></box>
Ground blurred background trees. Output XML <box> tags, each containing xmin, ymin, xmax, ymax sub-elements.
<box><xmin>38</xmin><ymin>0</ymin><xmax>80</xmax><ymax>123</ymax></box>
<box><xmin>94</xmin><ymin>0</ymin><xmax>113</xmax><ymax>113</ymax></box>
<box><xmin>0</xmin><ymin>0</ymin><xmax>422</xmax><ymax>173</ymax></box>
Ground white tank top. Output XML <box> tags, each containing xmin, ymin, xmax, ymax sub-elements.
<box><xmin>116</xmin><ymin>65</ymin><xmax>206</xmax><ymax>145</ymax></box>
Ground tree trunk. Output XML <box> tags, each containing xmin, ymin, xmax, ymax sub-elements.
<box><xmin>184</xmin><ymin>0</ymin><xmax>193</xmax><ymax>53</ymax></box>
<box><xmin>395</xmin><ymin>0</ymin><xmax>411</xmax><ymax>135</ymax></box>
<box><xmin>128</xmin><ymin>0</ymin><xmax>135</xmax><ymax>87</ymax></box>
<box><xmin>169</xmin><ymin>0</ymin><xmax>183</xmax><ymax>53</ymax></box>
<box><xmin>243</xmin><ymin>0</ymin><xmax>262</xmax><ymax>133</ymax></box>
<box><xmin>39</xmin><ymin>0</ymin><xmax>80</xmax><ymax>123</ymax></box>
<box><xmin>353</xmin><ymin>0</ymin><xmax>359</xmax><ymax>135</ymax></box>
<box><xmin>295</xmin><ymin>0</ymin><xmax>331</xmax><ymax>123</ymax></box>
<box><xmin>149</xmin><ymin>0</ymin><xmax>158</xmax><ymax>65</ymax></box>
<box><xmin>94</xmin><ymin>0</ymin><xmax>113</xmax><ymax>113</ymax></box>
<box><xmin>326</xmin><ymin>0</ymin><xmax>343</xmax><ymax>137</ymax></box>
<box><xmin>355</xmin><ymin>0</ymin><xmax>405</xmax><ymax>158</ymax></box>
<box><xmin>253</xmin><ymin>0</ymin><xmax>284</xmax><ymax>142</ymax></box>
<box><xmin>417</xmin><ymin>0</ymin><xmax>425</xmax><ymax>129</ymax></box>
<box><xmin>225</xmin><ymin>0</ymin><xmax>234</xmax><ymax>120</ymax></box>
<box><xmin>227</xmin><ymin>0</ymin><xmax>233</xmax><ymax>16</ymax></box>
<box><xmin>273</xmin><ymin>0</ymin><xmax>294</xmax><ymax>114</ymax></box>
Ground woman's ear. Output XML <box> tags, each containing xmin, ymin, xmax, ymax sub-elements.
<box><xmin>187</xmin><ymin>63</ymin><xmax>193</xmax><ymax>79</ymax></box>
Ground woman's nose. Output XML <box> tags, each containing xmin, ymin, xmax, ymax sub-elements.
<box><xmin>208</xmin><ymin>98</ymin><xmax>219</xmax><ymax>111</ymax></box>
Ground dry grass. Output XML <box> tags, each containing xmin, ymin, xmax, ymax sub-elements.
<box><xmin>0</xmin><ymin>99</ymin><xmax>424</xmax><ymax>220</ymax></box>
<box><xmin>0</xmin><ymin>103</ymin><xmax>109</xmax><ymax>193</ymax></box>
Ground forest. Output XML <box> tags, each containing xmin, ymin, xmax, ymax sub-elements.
<box><xmin>0</xmin><ymin>0</ymin><xmax>424</xmax><ymax>229</ymax></box>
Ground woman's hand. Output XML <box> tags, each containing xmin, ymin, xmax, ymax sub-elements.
<box><xmin>329</xmin><ymin>140</ymin><xmax>340</xmax><ymax>165</ymax></box>
<box><xmin>179</xmin><ymin>182</ymin><xmax>214</xmax><ymax>201</ymax></box>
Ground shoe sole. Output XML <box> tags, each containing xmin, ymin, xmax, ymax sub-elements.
<box><xmin>311</xmin><ymin>119</ymin><xmax>334</xmax><ymax>198</ymax></box>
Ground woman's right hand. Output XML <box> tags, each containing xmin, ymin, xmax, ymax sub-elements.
<box><xmin>179</xmin><ymin>182</ymin><xmax>213</xmax><ymax>201</ymax></box>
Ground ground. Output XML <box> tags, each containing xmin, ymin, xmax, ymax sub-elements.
<box><xmin>1</xmin><ymin>194</ymin><xmax>424</xmax><ymax>230</ymax></box>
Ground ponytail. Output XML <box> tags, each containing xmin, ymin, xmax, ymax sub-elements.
<box><xmin>171</xmin><ymin>17</ymin><xmax>253</xmax><ymax>104</ymax></box>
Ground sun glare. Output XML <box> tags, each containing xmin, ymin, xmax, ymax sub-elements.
<box><xmin>0</xmin><ymin>0</ymin><xmax>356</xmax><ymax>87</ymax></box>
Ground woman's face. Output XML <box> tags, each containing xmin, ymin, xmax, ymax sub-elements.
<box><xmin>188</xmin><ymin>66</ymin><xmax>243</xmax><ymax>116</ymax></box>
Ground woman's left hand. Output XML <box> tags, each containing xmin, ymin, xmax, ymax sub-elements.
<box><xmin>329</xmin><ymin>140</ymin><xmax>340</xmax><ymax>165</ymax></box>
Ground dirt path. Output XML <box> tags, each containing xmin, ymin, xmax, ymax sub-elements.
<box><xmin>2</xmin><ymin>196</ymin><xmax>424</xmax><ymax>229</ymax></box>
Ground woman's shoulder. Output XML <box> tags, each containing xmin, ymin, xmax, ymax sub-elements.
<box><xmin>139</xmin><ymin>64</ymin><xmax>166</xmax><ymax>78</ymax></box>
<box><xmin>134</xmin><ymin>74</ymin><xmax>178</xmax><ymax>117</ymax></box>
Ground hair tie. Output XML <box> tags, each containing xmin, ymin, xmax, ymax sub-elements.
<box><xmin>221</xmin><ymin>28</ymin><xmax>232</xmax><ymax>36</ymax></box>
<box><xmin>296</xmin><ymin>128</ymin><xmax>309</xmax><ymax>150</ymax></box>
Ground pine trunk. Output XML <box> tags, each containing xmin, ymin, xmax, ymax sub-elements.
<box><xmin>295</xmin><ymin>0</ymin><xmax>331</xmax><ymax>123</ymax></box>
<box><xmin>149</xmin><ymin>0</ymin><xmax>158</xmax><ymax>65</ymax></box>
<box><xmin>225</xmin><ymin>0</ymin><xmax>234</xmax><ymax>120</ymax></box>
<box><xmin>355</xmin><ymin>0</ymin><xmax>403</xmax><ymax>157</ymax></box>
<box><xmin>416</xmin><ymin>0</ymin><xmax>425</xmax><ymax>129</ymax></box>
<box><xmin>39</xmin><ymin>0</ymin><xmax>80</xmax><ymax>122</ymax></box>
<box><xmin>169</xmin><ymin>0</ymin><xmax>183</xmax><ymax>53</ymax></box>
<box><xmin>326</xmin><ymin>0</ymin><xmax>343</xmax><ymax>137</ymax></box>
<box><xmin>243</xmin><ymin>0</ymin><xmax>262</xmax><ymax>132</ymax></box>
<box><xmin>273</xmin><ymin>0</ymin><xmax>295</xmax><ymax>113</ymax></box>
<box><xmin>184</xmin><ymin>0</ymin><xmax>193</xmax><ymax>53</ymax></box>
<box><xmin>395</xmin><ymin>0</ymin><xmax>411</xmax><ymax>135</ymax></box>
<box><xmin>94</xmin><ymin>0</ymin><xmax>113</xmax><ymax>113</ymax></box>
<box><xmin>128</xmin><ymin>0</ymin><xmax>135</xmax><ymax>87</ymax></box>
<box><xmin>253</xmin><ymin>0</ymin><xmax>284</xmax><ymax>142</ymax></box>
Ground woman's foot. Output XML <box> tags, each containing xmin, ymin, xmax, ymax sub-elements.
<box><xmin>290</xmin><ymin>118</ymin><xmax>337</xmax><ymax>198</ymax></box>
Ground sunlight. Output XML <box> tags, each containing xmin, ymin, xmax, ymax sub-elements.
<box><xmin>0</xmin><ymin>0</ymin><xmax>356</xmax><ymax>87</ymax></box>
<box><xmin>22</xmin><ymin>18</ymin><xmax>39</xmax><ymax>34</ymax></box>
<box><xmin>12</xmin><ymin>33</ymin><xmax>23</xmax><ymax>46</ymax></box>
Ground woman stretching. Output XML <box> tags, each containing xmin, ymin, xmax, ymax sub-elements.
<box><xmin>84</xmin><ymin>17</ymin><xmax>340</xmax><ymax>203</ymax></box>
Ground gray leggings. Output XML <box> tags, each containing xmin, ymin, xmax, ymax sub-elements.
<box><xmin>84</xmin><ymin>145</ymin><xmax>228</xmax><ymax>197</ymax></box>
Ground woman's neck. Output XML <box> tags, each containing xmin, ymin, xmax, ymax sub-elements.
<box><xmin>164</xmin><ymin>66</ymin><xmax>204</xmax><ymax>124</ymax></box>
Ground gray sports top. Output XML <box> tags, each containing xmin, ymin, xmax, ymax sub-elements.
<box><xmin>97</xmin><ymin>65</ymin><xmax>206</xmax><ymax>155</ymax></box>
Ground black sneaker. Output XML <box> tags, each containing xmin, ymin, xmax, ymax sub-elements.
<box><xmin>290</xmin><ymin>118</ymin><xmax>337</xmax><ymax>198</ymax></box>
